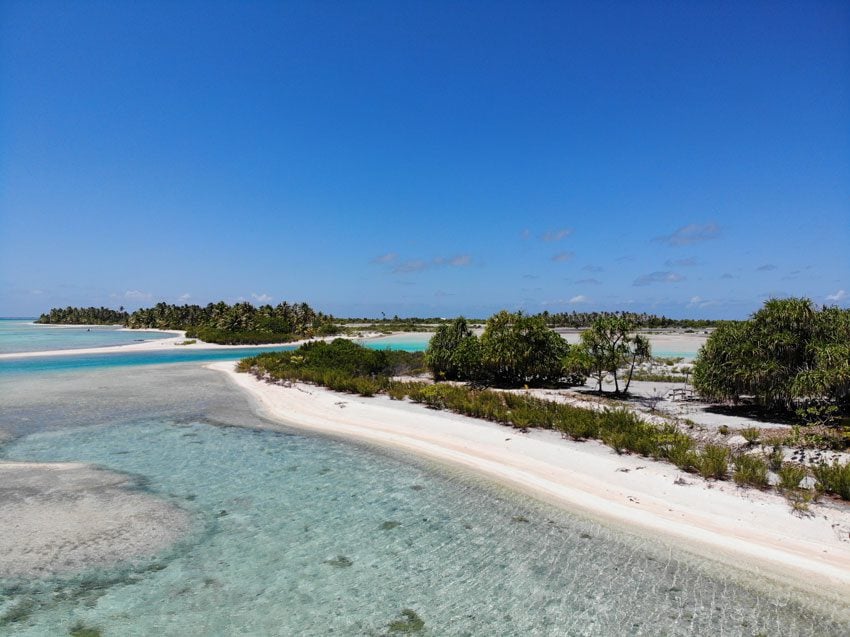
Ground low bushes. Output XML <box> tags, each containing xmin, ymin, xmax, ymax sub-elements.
<box><xmin>733</xmin><ymin>454</ymin><xmax>769</xmax><ymax>488</ymax></box>
<box><xmin>812</xmin><ymin>460</ymin><xmax>850</xmax><ymax>500</ymax></box>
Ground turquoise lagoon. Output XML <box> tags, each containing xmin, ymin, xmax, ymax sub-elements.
<box><xmin>0</xmin><ymin>335</ymin><xmax>847</xmax><ymax>635</ymax></box>
<box><xmin>0</xmin><ymin>318</ymin><xmax>172</xmax><ymax>354</ymax></box>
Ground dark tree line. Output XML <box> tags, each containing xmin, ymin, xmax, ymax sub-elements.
<box><xmin>36</xmin><ymin>301</ymin><xmax>340</xmax><ymax>344</ymax></box>
<box><xmin>36</xmin><ymin>306</ymin><xmax>129</xmax><ymax>325</ymax></box>
<box><xmin>540</xmin><ymin>310</ymin><xmax>724</xmax><ymax>329</ymax></box>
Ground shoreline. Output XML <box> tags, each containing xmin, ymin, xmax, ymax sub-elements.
<box><xmin>211</xmin><ymin>360</ymin><xmax>850</xmax><ymax>607</ymax></box>
<box><xmin>0</xmin><ymin>330</ymin><xmax>372</xmax><ymax>360</ymax></box>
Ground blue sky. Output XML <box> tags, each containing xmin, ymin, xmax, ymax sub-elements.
<box><xmin>1</xmin><ymin>1</ymin><xmax>848</xmax><ymax>319</ymax></box>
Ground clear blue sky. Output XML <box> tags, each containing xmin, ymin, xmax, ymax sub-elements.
<box><xmin>1</xmin><ymin>1</ymin><xmax>848</xmax><ymax>318</ymax></box>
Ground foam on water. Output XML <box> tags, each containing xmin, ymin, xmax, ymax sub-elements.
<box><xmin>1</xmin><ymin>365</ymin><xmax>846</xmax><ymax>636</ymax></box>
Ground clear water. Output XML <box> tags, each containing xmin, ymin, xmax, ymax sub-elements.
<box><xmin>0</xmin><ymin>346</ymin><xmax>296</xmax><ymax>377</ymax></box>
<box><xmin>359</xmin><ymin>333</ymin><xmax>432</xmax><ymax>352</ymax></box>
<box><xmin>1</xmin><ymin>365</ymin><xmax>846</xmax><ymax>636</ymax></box>
<box><xmin>0</xmin><ymin>318</ymin><xmax>172</xmax><ymax>354</ymax></box>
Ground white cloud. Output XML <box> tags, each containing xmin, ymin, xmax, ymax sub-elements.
<box><xmin>393</xmin><ymin>259</ymin><xmax>430</xmax><ymax>273</ymax></box>
<box><xmin>633</xmin><ymin>271</ymin><xmax>685</xmax><ymax>286</ymax></box>
<box><xmin>665</xmin><ymin>257</ymin><xmax>698</xmax><ymax>267</ymax></box>
<box><xmin>826</xmin><ymin>289</ymin><xmax>847</xmax><ymax>302</ymax></box>
<box><xmin>551</xmin><ymin>251</ymin><xmax>575</xmax><ymax>262</ymax></box>
<box><xmin>371</xmin><ymin>252</ymin><xmax>397</xmax><ymax>264</ymax></box>
<box><xmin>655</xmin><ymin>223</ymin><xmax>720</xmax><ymax>246</ymax></box>
<box><xmin>541</xmin><ymin>227</ymin><xmax>573</xmax><ymax>242</ymax></box>
<box><xmin>124</xmin><ymin>290</ymin><xmax>152</xmax><ymax>302</ymax></box>
<box><xmin>178</xmin><ymin>293</ymin><xmax>191</xmax><ymax>302</ymax></box>
<box><xmin>756</xmin><ymin>264</ymin><xmax>777</xmax><ymax>271</ymax></box>
<box><xmin>569</xmin><ymin>295</ymin><xmax>590</xmax><ymax>304</ymax></box>
<box><xmin>252</xmin><ymin>293</ymin><xmax>273</xmax><ymax>303</ymax></box>
<box><xmin>392</xmin><ymin>254</ymin><xmax>472</xmax><ymax>273</ymax></box>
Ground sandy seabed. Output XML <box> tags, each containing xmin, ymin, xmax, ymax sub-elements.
<box><xmin>0</xmin><ymin>462</ymin><xmax>191</xmax><ymax>578</ymax></box>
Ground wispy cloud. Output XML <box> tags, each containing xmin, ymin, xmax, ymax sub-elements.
<box><xmin>569</xmin><ymin>295</ymin><xmax>590</xmax><ymax>304</ymax></box>
<box><xmin>574</xmin><ymin>278</ymin><xmax>601</xmax><ymax>285</ymax></box>
<box><xmin>390</xmin><ymin>254</ymin><xmax>472</xmax><ymax>274</ymax></box>
<box><xmin>665</xmin><ymin>257</ymin><xmax>698</xmax><ymax>267</ymax></box>
<box><xmin>541</xmin><ymin>227</ymin><xmax>573</xmax><ymax>242</ymax></box>
<box><xmin>687</xmin><ymin>295</ymin><xmax>721</xmax><ymax>309</ymax></box>
<box><xmin>551</xmin><ymin>251</ymin><xmax>575</xmax><ymax>262</ymax></box>
<box><xmin>123</xmin><ymin>290</ymin><xmax>152</xmax><ymax>302</ymax></box>
<box><xmin>520</xmin><ymin>228</ymin><xmax>532</xmax><ymax>240</ymax></box>
<box><xmin>522</xmin><ymin>274</ymin><xmax>539</xmax><ymax>280</ymax></box>
<box><xmin>720</xmin><ymin>273</ymin><xmax>735</xmax><ymax>279</ymax></box>
<box><xmin>178</xmin><ymin>293</ymin><xmax>191</xmax><ymax>302</ymax></box>
<box><xmin>655</xmin><ymin>223</ymin><xmax>720</xmax><ymax>247</ymax></box>
<box><xmin>756</xmin><ymin>264</ymin><xmax>777</xmax><ymax>271</ymax></box>
<box><xmin>826</xmin><ymin>289</ymin><xmax>847</xmax><ymax>302</ymax></box>
<box><xmin>633</xmin><ymin>271</ymin><xmax>684</xmax><ymax>286</ymax></box>
<box><xmin>434</xmin><ymin>254</ymin><xmax>471</xmax><ymax>267</ymax></box>
<box><xmin>582</xmin><ymin>264</ymin><xmax>604</xmax><ymax>273</ymax></box>
<box><xmin>371</xmin><ymin>252</ymin><xmax>398</xmax><ymax>264</ymax></box>
<box><xmin>393</xmin><ymin>259</ymin><xmax>430</xmax><ymax>273</ymax></box>
<box><xmin>252</xmin><ymin>293</ymin><xmax>272</xmax><ymax>303</ymax></box>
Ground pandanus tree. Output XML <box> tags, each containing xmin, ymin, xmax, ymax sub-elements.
<box><xmin>426</xmin><ymin>317</ymin><xmax>480</xmax><ymax>381</ymax></box>
<box><xmin>565</xmin><ymin>316</ymin><xmax>650</xmax><ymax>394</ymax></box>
<box><xmin>693</xmin><ymin>298</ymin><xmax>850</xmax><ymax>424</ymax></box>
<box><xmin>478</xmin><ymin>311</ymin><xmax>570</xmax><ymax>386</ymax></box>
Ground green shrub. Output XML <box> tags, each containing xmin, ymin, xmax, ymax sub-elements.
<box><xmin>812</xmin><ymin>460</ymin><xmax>850</xmax><ymax>500</ymax></box>
<box><xmin>777</xmin><ymin>463</ymin><xmax>808</xmax><ymax>491</ymax></box>
<box><xmin>764</xmin><ymin>446</ymin><xmax>784</xmax><ymax>471</ymax></box>
<box><xmin>698</xmin><ymin>444</ymin><xmax>729</xmax><ymax>480</ymax></box>
<box><xmin>718</xmin><ymin>424</ymin><xmax>729</xmax><ymax>436</ymax></box>
<box><xmin>740</xmin><ymin>427</ymin><xmax>761</xmax><ymax>445</ymax></box>
<box><xmin>733</xmin><ymin>454</ymin><xmax>769</xmax><ymax>488</ymax></box>
<box><xmin>668</xmin><ymin>438</ymin><xmax>699</xmax><ymax>473</ymax></box>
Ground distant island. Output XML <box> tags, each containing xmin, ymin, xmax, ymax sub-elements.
<box><xmin>36</xmin><ymin>301</ymin><xmax>340</xmax><ymax>345</ymax></box>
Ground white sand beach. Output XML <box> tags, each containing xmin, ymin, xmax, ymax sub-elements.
<box><xmin>212</xmin><ymin>361</ymin><xmax>850</xmax><ymax>604</ymax></box>
<box><xmin>0</xmin><ymin>331</ymin><xmax>348</xmax><ymax>360</ymax></box>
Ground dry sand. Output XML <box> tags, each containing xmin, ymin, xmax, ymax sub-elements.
<box><xmin>211</xmin><ymin>361</ymin><xmax>850</xmax><ymax>604</ymax></box>
<box><xmin>0</xmin><ymin>462</ymin><xmax>192</xmax><ymax>578</ymax></box>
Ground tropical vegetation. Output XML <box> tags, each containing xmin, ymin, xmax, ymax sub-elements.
<box><xmin>36</xmin><ymin>301</ymin><xmax>341</xmax><ymax>344</ymax></box>
<box><xmin>562</xmin><ymin>316</ymin><xmax>651</xmax><ymax>394</ymax></box>
<box><xmin>425</xmin><ymin>312</ymin><xmax>573</xmax><ymax>387</ymax></box>
<box><xmin>693</xmin><ymin>298</ymin><xmax>850</xmax><ymax>425</ymax></box>
<box><xmin>36</xmin><ymin>306</ymin><xmax>129</xmax><ymax>325</ymax></box>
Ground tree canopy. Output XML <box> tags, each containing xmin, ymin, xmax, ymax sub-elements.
<box><xmin>425</xmin><ymin>311</ymin><xmax>575</xmax><ymax>387</ymax></box>
<box><xmin>36</xmin><ymin>306</ymin><xmax>129</xmax><ymax>325</ymax></box>
<box><xmin>563</xmin><ymin>316</ymin><xmax>651</xmax><ymax>394</ymax></box>
<box><xmin>36</xmin><ymin>301</ymin><xmax>340</xmax><ymax>344</ymax></box>
<box><xmin>693</xmin><ymin>298</ymin><xmax>850</xmax><ymax>424</ymax></box>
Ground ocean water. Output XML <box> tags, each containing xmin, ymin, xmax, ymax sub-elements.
<box><xmin>0</xmin><ymin>318</ymin><xmax>172</xmax><ymax>354</ymax></box>
<box><xmin>0</xmin><ymin>332</ymin><xmax>846</xmax><ymax>635</ymax></box>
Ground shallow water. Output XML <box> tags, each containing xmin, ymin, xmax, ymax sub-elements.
<box><xmin>0</xmin><ymin>318</ymin><xmax>172</xmax><ymax>354</ymax></box>
<box><xmin>1</xmin><ymin>364</ymin><xmax>847</xmax><ymax>636</ymax></box>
